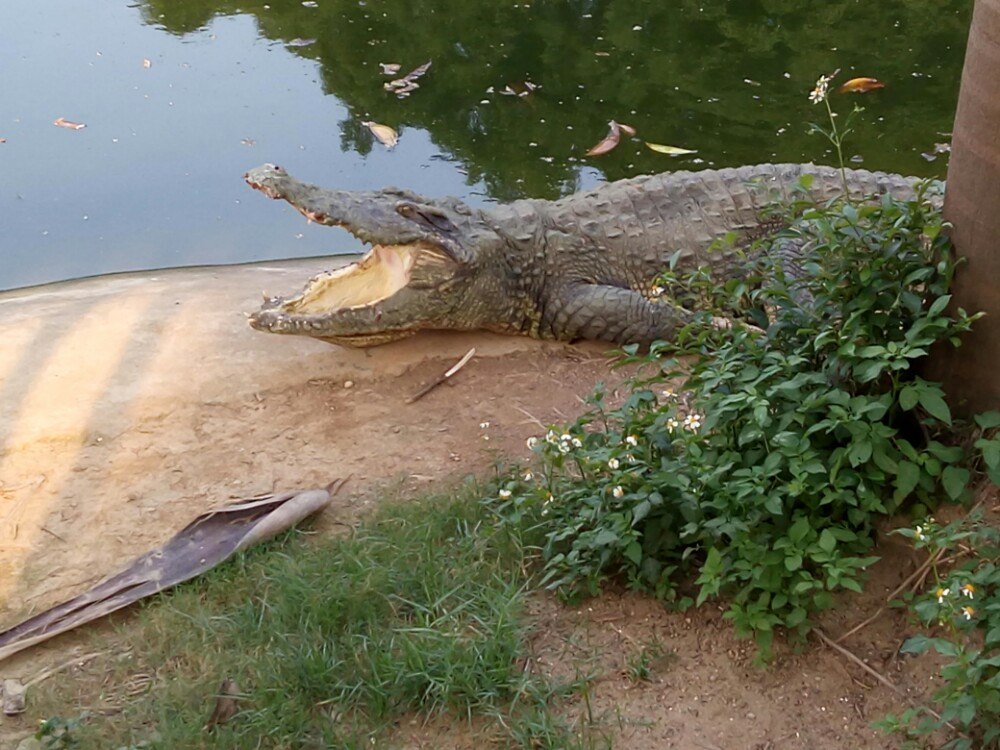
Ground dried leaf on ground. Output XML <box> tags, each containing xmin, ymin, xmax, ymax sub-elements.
<box><xmin>53</xmin><ymin>118</ymin><xmax>86</xmax><ymax>130</ymax></box>
<box><xmin>0</xmin><ymin>487</ymin><xmax>338</xmax><ymax>663</ymax></box>
<box><xmin>837</xmin><ymin>77</ymin><xmax>885</xmax><ymax>94</ymax></box>
<box><xmin>645</xmin><ymin>142</ymin><xmax>697</xmax><ymax>156</ymax></box>
<box><xmin>204</xmin><ymin>678</ymin><xmax>242</xmax><ymax>730</ymax></box>
<box><xmin>362</xmin><ymin>121</ymin><xmax>399</xmax><ymax>149</ymax></box>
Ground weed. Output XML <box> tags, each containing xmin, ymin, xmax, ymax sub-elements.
<box><xmin>32</xmin><ymin>490</ymin><xmax>591</xmax><ymax>749</ymax></box>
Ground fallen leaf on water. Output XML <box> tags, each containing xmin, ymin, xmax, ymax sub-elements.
<box><xmin>240</xmin><ymin>138</ymin><xmax>256</xmax><ymax>147</ymax></box>
<box><xmin>934</xmin><ymin>142</ymin><xmax>951</xmax><ymax>154</ymax></box>
<box><xmin>301</xmin><ymin>1</ymin><xmax>318</xmax><ymax>6</ymax></box>
<box><xmin>362</xmin><ymin>121</ymin><xmax>398</xmax><ymax>149</ymax></box>
<box><xmin>837</xmin><ymin>77</ymin><xmax>885</xmax><ymax>94</ymax></box>
<box><xmin>287</xmin><ymin>38</ymin><xmax>317</xmax><ymax>47</ymax></box>
<box><xmin>645</xmin><ymin>142</ymin><xmax>697</xmax><ymax>156</ymax></box>
<box><xmin>586</xmin><ymin>122</ymin><xmax>621</xmax><ymax>156</ymax></box>
<box><xmin>379</xmin><ymin>62</ymin><xmax>401</xmax><ymax>75</ymax></box>
<box><xmin>499</xmin><ymin>81</ymin><xmax>538</xmax><ymax>97</ymax></box>
<box><xmin>384</xmin><ymin>60</ymin><xmax>432</xmax><ymax>97</ymax></box>
<box><xmin>142</xmin><ymin>58</ymin><xmax>152</xmax><ymax>69</ymax></box>
<box><xmin>53</xmin><ymin>118</ymin><xmax>86</xmax><ymax>130</ymax></box>
<box><xmin>585</xmin><ymin>120</ymin><xmax>635</xmax><ymax>157</ymax></box>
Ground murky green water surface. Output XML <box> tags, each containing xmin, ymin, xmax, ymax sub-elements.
<box><xmin>1</xmin><ymin>0</ymin><xmax>969</xmax><ymax>290</ymax></box>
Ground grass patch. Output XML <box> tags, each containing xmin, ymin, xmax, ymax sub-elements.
<box><xmin>31</xmin><ymin>488</ymin><xmax>602</xmax><ymax>749</ymax></box>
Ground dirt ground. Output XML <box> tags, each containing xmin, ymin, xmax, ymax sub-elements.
<box><xmin>0</xmin><ymin>260</ymin><xmax>949</xmax><ymax>748</ymax></box>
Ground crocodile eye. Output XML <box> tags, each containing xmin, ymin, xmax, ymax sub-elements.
<box><xmin>397</xmin><ymin>203</ymin><xmax>416</xmax><ymax>217</ymax></box>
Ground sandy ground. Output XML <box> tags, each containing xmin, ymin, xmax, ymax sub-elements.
<box><xmin>0</xmin><ymin>260</ymin><xmax>956</xmax><ymax>748</ymax></box>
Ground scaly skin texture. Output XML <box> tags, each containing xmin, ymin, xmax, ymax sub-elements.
<box><xmin>245</xmin><ymin>163</ymin><xmax>928</xmax><ymax>347</ymax></box>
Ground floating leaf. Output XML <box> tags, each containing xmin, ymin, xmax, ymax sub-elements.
<box><xmin>142</xmin><ymin>58</ymin><xmax>152</xmax><ymax>69</ymax></box>
<box><xmin>645</xmin><ymin>142</ymin><xmax>697</xmax><ymax>156</ymax></box>
<box><xmin>616</xmin><ymin>121</ymin><xmax>636</xmax><ymax>136</ymax></box>
<box><xmin>379</xmin><ymin>62</ymin><xmax>401</xmax><ymax>75</ymax></box>
<box><xmin>287</xmin><ymin>38</ymin><xmax>317</xmax><ymax>47</ymax></box>
<box><xmin>384</xmin><ymin>61</ymin><xmax>432</xmax><ymax>98</ymax></box>
<box><xmin>53</xmin><ymin>117</ymin><xmax>86</xmax><ymax>130</ymax></box>
<box><xmin>837</xmin><ymin>77</ymin><xmax>885</xmax><ymax>94</ymax></box>
<box><xmin>362</xmin><ymin>120</ymin><xmax>398</xmax><ymax>149</ymax></box>
<box><xmin>585</xmin><ymin>121</ymin><xmax>623</xmax><ymax>156</ymax></box>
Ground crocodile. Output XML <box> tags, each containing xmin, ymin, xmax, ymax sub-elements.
<box><xmin>244</xmin><ymin>163</ymin><xmax>926</xmax><ymax>347</ymax></box>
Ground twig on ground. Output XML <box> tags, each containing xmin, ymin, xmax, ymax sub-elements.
<box><xmin>407</xmin><ymin>348</ymin><xmax>476</xmax><ymax>403</ymax></box>
<box><xmin>815</xmin><ymin>628</ymin><xmax>903</xmax><ymax>695</ymax></box>
<box><xmin>26</xmin><ymin>651</ymin><xmax>105</xmax><ymax>688</ymax></box>
<box><xmin>835</xmin><ymin>548</ymin><xmax>946</xmax><ymax>644</ymax></box>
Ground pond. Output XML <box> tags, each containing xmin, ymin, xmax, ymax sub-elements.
<box><xmin>0</xmin><ymin>0</ymin><xmax>969</xmax><ymax>291</ymax></box>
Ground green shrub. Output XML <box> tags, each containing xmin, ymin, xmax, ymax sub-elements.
<box><xmin>877</xmin><ymin>412</ymin><xmax>1000</xmax><ymax>749</ymax></box>
<box><xmin>488</xmin><ymin>180</ymin><xmax>980</xmax><ymax>657</ymax></box>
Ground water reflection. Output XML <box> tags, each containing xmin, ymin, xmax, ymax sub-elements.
<box><xmin>0</xmin><ymin>0</ymin><xmax>968</xmax><ymax>289</ymax></box>
<box><xmin>144</xmin><ymin>0</ymin><xmax>968</xmax><ymax>198</ymax></box>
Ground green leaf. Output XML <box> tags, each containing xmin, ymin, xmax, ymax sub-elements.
<box><xmin>789</xmin><ymin>517</ymin><xmax>811</xmax><ymax>544</ymax></box>
<box><xmin>927</xmin><ymin>294</ymin><xmax>951</xmax><ymax>317</ymax></box>
<box><xmin>624</xmin><ymin>541</ymin><xmax>643</xmax><ymax>566</ymax></box>
<box><xmin>895</xmin><ymin>460</ymin><xmax>920</xmax><ymax>499</ymax></box>
<box><xmin>818</xmin><ymin>529</ymin><xmax>837</xmax><ymax>553</ymax></box>
<box><xmin>975</xmin><ymin>411</ymin><xmax>1000</xmax><ymax>429</ymax></box>
<box><xmin>632</xmin><ymin>499</ymin><xmax>652</xmax><ymax>526</ymax></box>
<box><xmin>899</xmin><ymin>386</ymin><xmax>918</xmax><ymax>411</ymax></box>
<box><xmin>785</xmin><ymin>554</ymin><xmax>803</xmax><ymax>571</ymax></box>
<box><xmin>918</xmin><ymin>388</ymin><xmax>952</xmax><ymax>425</ymax></box>
<box><xmin>941</xmin><ymin>466</ymin><xmax>969</xmax><ymax>500</ymax></box>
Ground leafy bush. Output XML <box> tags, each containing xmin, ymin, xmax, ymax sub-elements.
<box><xmin>874</xmin><ymin>412</ymin><xmax>1000</xmax><ymax>749</ymax></box>
<box><xmin>488</xmin><ymin>180</ymin><xmax>982</xmax><ymax>657</ymax></box>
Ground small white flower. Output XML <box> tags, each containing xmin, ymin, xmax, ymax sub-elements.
<box><xmin>571</xmin><ymin>437</ymin><xmax>583</xmax><ymax>448</ymax></box>
<box><xmin>523</xmin><ymin>470</ymin><xmax>534</xmax><ymax>481</ymax></box>
<box><xmin>809</xmin><ymin>71</ymin><xmax>836</xmax><ymax>104</ymax></box>
<box><xmin>558</xmin><ymin>443</ymin><xmax>571</xmax><ymax>454</ymax></box>
<box><xmin>560</xmin><ymin>433</ymin><xmax>572</xmax><ymax>443</ymax></box>
<box><xmin>625</xmin><ymin>435</ymin><xmax>638</xmax><ymax>446</ymax></box>
<box><xmin>526</xmin><ymin>436</ymin><xmax>538</xmax><ymax>449</ymax></box>
<box><xmin>936</xmin><ymin>587</ymin><xmax>951</xmax><ymax>604</ymax></box>
<box><xmin>661</xmin><ymin>389</ymin><xmax>676</xmax><ymax>400</ymax></box>
<box><xmin>962</xmin><ymin>606</ymin><xmax>975</xmax><ymax>621</ymax></box>
<box><xmin>683</xmin><ymin>413</ymin><xmax>703</xmax><ymax>431</ymax></box>
<box><xmin>612</xmin><ymin>485</ymin><xmax>624</xmax><ymax>498</ymax></box>
<box><xmin>498</xmin><ymin>489</ymin><xmax>512</xmax><ymax>499</ymax></box>
<box><xmin>961</xmin><ymin>583</ymin><xmax>976</xmax><ymax>599</ymax></box>
<box><xmin>667</xmin><ymin>418</ymin><xmax>680</xmax><ymax>432</ymax></box>
<box><xmin>914</xmin><ymin>525</ymin><xmax>924</xmax><ymax>540</ymax></box>
<box><xmin>608</xmin><ymin>458</ymin><xmax>620</xmax><ymax>470</ymax></box>
<box><xmin>650</xmin><ymin>285</ymin><xmax>665</xmax><ymax>297</ymax></box>
<box><xmin>479</xmin><ymin>421</ymin><xmax>490</xmax><ymax>429</ymax></box>
<box><xmin>625</xmin><ymin>453</ymin><xmax>637</xmax><ymax>463</ymax></box>
<box><xmin>546</xmin><ymin>430</ymin><xmax>559</xmax><ymax>444</ymax></box>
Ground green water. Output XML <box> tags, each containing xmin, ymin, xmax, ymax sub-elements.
<box><xmin>0</xmin><ymin>0</ymin><xmax>969</xmax><ymax>290</ymax></box>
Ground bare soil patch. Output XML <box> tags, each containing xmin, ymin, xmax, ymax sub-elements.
<box><xmin>0</xmin><ymin>261</ymin><xmax>941</xmax><ymax>748</ymax></box>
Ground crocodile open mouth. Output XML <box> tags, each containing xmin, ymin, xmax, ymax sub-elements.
<box><xmin>276</xmin><ymin>243</ymin><xmax>418</xmax><ymax>315</ymax></box>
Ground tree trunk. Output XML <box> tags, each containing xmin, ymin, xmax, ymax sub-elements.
<box><xmin>930</xmin><ymin>0</ymin><xmax>1000</xmax><ymax>414</ymax></box>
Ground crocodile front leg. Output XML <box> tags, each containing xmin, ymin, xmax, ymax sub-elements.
<box><xmin>544</xmin><ymin>283</ymin><xmax>696</xmax><ymax>345</ymax></box>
